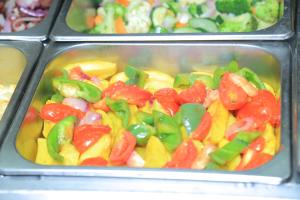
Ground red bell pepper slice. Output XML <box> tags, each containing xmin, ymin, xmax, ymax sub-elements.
<box><xmin>178</xmin><ymin>81</ymin><xmax>207</xmax><ymax>104</ymax></box>
<box><xmin>40</xmin><ymin>103</ymin><xmax>85</xmax><ymax>122</ymax></box>
<box><xmin>219</xmin><ymin>73</ymin><xmax>248</xmax><ymax>110</ymax></box>
<box><xmin>23</xmin><ymin>106</ymin><xmax>39</xmax><ymax>124</ymax></box>
<box><xmin>238</xmin><ymin>150</ymin><xmax>273</xmax><ymax>171</ymax></box>
<box><xmin>166</xmin><ymin>140</ymin><xmax>198</xmax><ymax>169</ymax></box>
<box><xmin>154</xmin><ymin>88</ymin><xmax>180</xmax><ymax>116</ymax></box>
<box><xmin>101</xmin><ymin>81</ymin><xmax>153</xmax><ymax>107</ymax></box>
<box><xmin>109</xmin><ymin>131</ymin><xmax>136</xmax><ymax>166</ymax></box>
<box><xmin>191</xmin><ymin>112</ymin><xmax>212</xmax><ymax>141</ymax></box>
<box><xmin>73</xmin><ymin>124</ymin><xmax>111</xmax><ymax>153</ymax></box>
<box><xmin>80</xmin><ymin>157</ymin><xmax>108</xmax><ymax>166</ymax></box>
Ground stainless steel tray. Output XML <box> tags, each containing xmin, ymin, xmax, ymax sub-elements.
<box><xmin>0</xmin><ymin>42</ymin><xmax>292</xmax><ymax>185</ymax></box>
<box><xmin>0</xmin><ymin>0</ymin><xmax>61</xmax><ymax>41</ymax></box>
<box><xmin>50</xmin><ymin>0</ymin><xmax>294</xmax><ymax>41</ymax></box>
<box><xmin>0</xmin><ymin>41</ymin><xmax>42</xmax><ymax>146</ymax></box>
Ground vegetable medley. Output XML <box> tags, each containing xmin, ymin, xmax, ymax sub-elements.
<box><xmin>86</xmin><ymin>0</ymin><xmax>284</xmax><ymax>34</ymax></box>
<box><xmin>34</xmin><ymin>60</ymin><xmax>281</xmax><ymax>171</ymax></box>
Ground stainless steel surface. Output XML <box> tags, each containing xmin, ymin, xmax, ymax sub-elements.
<box><xmin>50</xmin><ymin>0</ymin><xmax>294</xmax><ymax>41</ymax></box>
<box><xmin>0</xmin><ymin>0</ymin><xmax>61</xmax><ymax>41</ymax></box>
<box><xmin>0</xmin><ymin>42</ymin><xmax>291</xmax><ymax>185</ymax></box>
<box><xmin>0</xmin><ymin>41</ymin><xmax>43</xmax><ymax>146</ymax></box>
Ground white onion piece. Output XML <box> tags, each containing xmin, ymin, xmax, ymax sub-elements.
<box><xmin>62</xmin><ymin>97</ymin><xmax>88</xmax><ymax>112</ymax></box>
<box><xmin>91</xmin><ymin>76</ymin><xmax>101</xmax><ymax>85</ymax></box>
<box><xmin>192</xmin><ymin>144</ymin><xmax>216</xmax><ymax>170</ymax></box>
<box><xmin>79</xmin><ymin>111</ymin><xmax>101</xmax><ymax>126</ymax></box>
<box><xmin>16</xmin><ymin>0</ymin><xmax>40</xmax><ymax>10</ymax></box>
<box><xmin>126</xmin><ymin>151</ymin><xmax>145</xmax><ymax>168</ymax></box>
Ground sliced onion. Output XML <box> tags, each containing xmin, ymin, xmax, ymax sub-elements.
<box><xmin>91</xmin><ymin>76</ymin><xmax>101</xmax><ymax>85</ymax></box>
<box><xmin>79</xmin><ymin>111</ymin><xmax>101</xmax><ymax>126</ymax></box>
<box><xmin>12</xmin><ymin>16</ymin><xmax>41</xmax><ymax>31</ymax></box>
<box><xmin>62</xmin><ymin>97</ymin><xmax>88</xmax><ymax>112</ymax></box>
<box><xmin>19</xmin><ymin>6</ymin><xmax>48</xmax><ymax>17</ymax></box>
<box><xmin>126</xmin><ymin>151</ymin><xmax>145</xmax><ymax>168</ymax></box>
<box><xmin>192</xmin><ymin>144</ymin><xmax>216</xmax><ymax>170</ymax></box>
<box><xmin>225</xmin><ymin>117</ymin><xmax>255</xmax><ymax>140</ymax></box>
<box><xmin>16</xmin><ymin>0</ymin><xmax>40</xmax><ymax>10</ymax></box>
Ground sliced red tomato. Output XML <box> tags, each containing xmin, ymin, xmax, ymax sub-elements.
<box><xmin>237</xmin><ymin>90</ymin><xmax>279</xmax><ymax>128</ymax></box>
<box><xmin>248</xmin><ymin>137</ymin><xmax>265</xmax><ymax>152</ymax></box>
<box><xmin>102</xmin><ymin>81</ymin><xmax>153</xmax><ymax>107</ymax></box>
<box><xmin>154</xmin><ymin>88</ymin><xmax>180</xmax><ymax>116</ymax></box>
<box><xmin>40</xmin><ymin>103</ymin><xmax>84</xmax><ymax>122</ymax></box>
<box><xmin>191</xmin><ymin>112</ymin><xmax>212</xmax><ymax>141</ymax></box>
<box><xmin>238</xmin><ymin>151</ymin><xmax>273</xmax><ymax>170</ymax></box>
<box><xmin>178</xmin><ymin>81</ymin><xmax>207</xmax><ymax>104</ymax></box>
<box><xmin>225</xmin><ymin>117</ymin><xmax>257</xmax><ymax>140</ymax></box>
<box><xmin>166</xmin><ymin>140</ymin><xmax>198</xmax><ymax>169</ymax></box>
<box><xmin>109</xmin><ymin>131</ymin><xmax>136</xmax><ymax>166</ymax></box>
<box><xmin>69</xmin><ymin>66</ymin><xmax>91</xmax><ymax>81</ymax></box>
<box><xmin>73</xmin><ymin>124</ymin><xmax>111</xmax><ymax>153</ymax></box>
<box><xmin>80</xmin><ymin>157</ymin><xmax>108</xmax><ymax>166</ymax></box>
<box><xmin>23</xmin><ymin>106</ymin><xmax>39</xmax><ymax>124</ymax></box>
<box><xmin>219</xmin><ymin>73</ymin><xmax>248</xmax><ymax>110</ymax></box>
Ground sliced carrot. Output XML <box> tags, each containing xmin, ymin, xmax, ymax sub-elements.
<box><xmin>115</xmin><ymin>17</ymin><xmax>127</xmax><ymax>34</ymax></box>
<box><xmin>94</xmin><ymin>15</ymin><xmax>103</xmax><ymax>25</ymax></box>
<box><xmin>86</xmin><ymin>15</ymin><xmax>95</xmax><ymax>28</ymax></box>
<box><xmin>175</xmin><ymin>22</ymin><xmax>187</xmax><ymax>28</ymax></box>
<box><xmin>117</xmin><ymin>0</ymin><xmax>129</xmax><ymax>7</ymax></box>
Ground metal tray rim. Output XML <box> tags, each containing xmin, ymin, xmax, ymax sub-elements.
<box><xmin>0</xmin><ymin>42</ymin><xmax>292</xmax><ymax>185</ymax></box>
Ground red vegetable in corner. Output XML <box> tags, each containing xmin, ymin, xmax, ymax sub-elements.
<box><xmin>73</xmin><ymin>124</ymin><xmax>111</xmax><ymax>153</ymax></box>
<box><xmin>154</xmin><ymin>88</ymin><xmax>180</xmax><ymax>116</ymax></box>
<box><xmin>178</xmin><ymin>81</ymin><xmax>207</xmax><ymax>104</ymax></box>
<box><xmin>237</xmin><ymin>90</ymin><xmax>280</xmax><ymax>128</ymax></box>
<box><xmin>237</xmin><ymin>149</ymin><xmax>273</xmax><ymax>171</ymax></box>
<box><xmin>219</xmin><ymin>73</ymin><xmax>248</xmax><ymax>110</ymax></box>
<box><xmin>80</xmin><ymin>157</ymin><xmax>108</xmax><ymax>166</ymax></box>
<box><xmin>69</xmin><ymin>66</ymin><xmax>91</xmax><ymax>81</ymax></box>
<box><xmin>110</xmin><ymin>131</ymin><xmax>136</xmax><ymax>166</ymax></box>
<box><xmin>166</xmin><ymin>140</ymin><xmax>198</xmax><ymax>169</ymax></box>
<box><xmin>101</xmin><ymin>81</ymin><xmax>153</xmax><ymax>107</ymax></box>
<box><xmin>191</xmin><ymin>112</ymin><xmax>212</xmax><ymax>141</ymax></box>
<box><xmin>40</xmin><ymin>103</ymin><xmax>85</xmax><ymax>122</ymax></box>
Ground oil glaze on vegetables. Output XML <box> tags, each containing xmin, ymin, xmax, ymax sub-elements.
<box><xmin>33</xmin><ymin>60</ymin><xmax>281</xmax><ymax>171</ymax></box>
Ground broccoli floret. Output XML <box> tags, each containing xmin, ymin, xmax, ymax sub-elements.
<box><xmin>219</xmin><ymin>13</ymin><xmax>258</xmax><ymax>32</ymax></box>
<box><xmin>89</xmin><ymin>3</ymin><xmax>116</xmax><ymax>33</ymax></box>
<box><xmin>215</xmin><ymin>0</ymin><xmax>250</xmax><ymax>16</ymax></box>
<box><xmin>254</xmin><ymin>0</ymin><xmax>279</xmax><ymax>23</ymax></box>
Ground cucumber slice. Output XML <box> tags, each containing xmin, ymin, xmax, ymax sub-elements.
<box><xmin>189</xmin><ymin>18</ymin><xmax>218</xmax><ymax>32</ymax></box>
<box><xmin>173</xmin><ymin>27</ymin><xmax>200</xmax><ymax>33</ymax></box>
<box><xmin>151</xmin><ymin>6</ymin><xmax>176</xmax><ymax>28</ymax></box>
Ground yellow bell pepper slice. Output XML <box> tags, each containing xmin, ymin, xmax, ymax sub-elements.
<box><xmin>262</xmin><ymin>123</ymin><xmax>276</xmax><ymax>156</ymax></box>
<box><xmin>64</xmin><ymin>60</ymin><xmax>117</xmax><ymax>79</ymax></box>
<box><xmin>35</xmin><ymin>138</ymin><xmax>58</xmax><ymax>165</ymax></box>
<box><xmin>59</xmin><ymin>143</ymin><xmax>80</xmax><ymax>166</ymax></box>
<box><xmin>79</xmin><ymin>134</ymin><xmax>112</xmax><ymax>163</ymax></box>
<box><xmin>144</xmin><ymin>136</ymin><xmax>171</xmax><ymax>168</ymax></box>
<box><xmin>275</xmin><ymin>127</ymin><xmax>281</xmax><ymax>153</ymax></box>
<box><xmin>205</xmin><ymin>100</ymin><xmax>229</xmax><ymax>145</ymax></box>
<box><xmin>110</xmin><ymin>72</ymin><xmax>128</xmax><ymax>84</ymax></box>
<box><xmin>225</xmin><ymin>155</ymin><xmax>241</xmax><ymax>171</ymax></box>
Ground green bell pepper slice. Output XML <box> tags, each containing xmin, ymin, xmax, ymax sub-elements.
<box><xmin>213</xmin><ymin>60</ymin><xmax>240</xmax><ymax>89</ymax></box>
<box><xmin>125</xmin><ymin>65</ymin><xmax>149</xmax><ymax>88</ymax></box>
<box><xmin>176</xmin><ymin>103</ymin><xmax>206</xmax><ymax>134</ymax></box>
<box><xmin>236</xmin><ymin>68</ymin><xmax>266</xmax><ymax>89</ymax></box>
<box><xmin>52</xmin><ymin>77</ymin><xmax>102</xmax><ymax>103</ymax></box>
<box><xmin>47</xmin><ymin>116</ymin><xmax>77</xmax><ymax>162</ymax></box>
<box><xmin>128</xmin><ymin>123</ymin><xmax>156</xmax><ymax>146</ymax></box>
<box><xmin>106</xmin><ymin>97</ymin><xmax>130</xmax><ymax>127</ymax></box>
<box><xmin>50</xmin><ymin>93</ymin><xmax>64</xmax><ymax>103</ymax></box>
<box><xmin>137</xmin><ymin>111</ymin><xmax>154</xmax><ymax>126</ymax></box>
<box><xmin>153</xmin><ymin>110</ymin><xmax>182</xmax><ymax>152</ymax></box>
<box><xmin>210</xmin><ymin>131</ymin><xmax>260</xmax><ymax>165</ymax></box>
<box><xmin>173</xmin><ymin>73</ymin><xmax>214</xmax><ymax>89</ymax></box>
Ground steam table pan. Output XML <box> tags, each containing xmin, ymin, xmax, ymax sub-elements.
<box><xmin>0</xmin><ymin>41</ymin><xmax>42</xmax><ymax>146</ymax></box>
<box><xmin>0</xmin><ymin>42</ymin><xmax>291</xmax><ymax>185</ymax></box>
<box><xmin>0</xmin><ymin>0</ymin><xmax>61</xmax><ymax>41</ymax></box>
<box><xmin>50</xmin><ymin>0</ymin><xmax>294</xmax><ymax>41</ymax></box>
